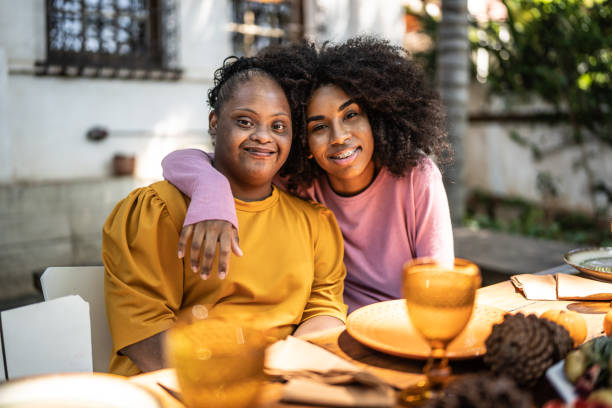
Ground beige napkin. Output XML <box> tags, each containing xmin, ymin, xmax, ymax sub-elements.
<box><xmin>511</xmin><ymin>273</ymin><xmax>612</xmax><ymax>300</ymax></box>
<box><xmin>510</xmin><ymin>274</ymin><xmax>557</xmax><ymax>300</ymax></box>
<box><xmin>557</xmin><ymin>274</ymin><xmax>612</xmax><ymax>300</ymax></box>
<box><xmin>265</xmin><ymin>336</ymin><xmax>395</xmax><ymax>407</ymax></box>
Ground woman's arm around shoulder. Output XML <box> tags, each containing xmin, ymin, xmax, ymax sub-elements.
<box><xmin>162</xmin><ymin>148</ymin><xmax>242</xmax><ymax>278</ymax></box>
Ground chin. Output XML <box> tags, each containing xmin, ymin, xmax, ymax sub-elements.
<box><xmin>243</xmin><ymin>168</ymin><xmax>279</xmax><ymax>183</ymax></box>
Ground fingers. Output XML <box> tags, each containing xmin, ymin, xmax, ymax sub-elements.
<box><xmin>190</xmin><ymin>223</ymin><xmax>206</xmax><ymax>273</ymax></box>
<box><xmin>199</xmin><ymin>231</ymin><xmax>218</xmax><ymax>279</ymax></box>
<box><xmin>231</xmin><ymin>228</ymin><xmax>243</xmax><ymax>257</ymax></box>
<box><xmin>180</xmin><ymin>220</ymin><xmax>242</xmax><ymax>280</ymax></box>
<box><xmin>217</xmin><ymin>232</ymin><xmax>231</xmax><ymax>280</ymax></box>
<box><xmin>178</xmin><ymin>225</ymin><xmax>194</xmax><ymax>259</ymax></box>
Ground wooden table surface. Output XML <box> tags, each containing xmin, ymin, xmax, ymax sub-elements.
<box><xmin>131</xmin><ymin>275</ymin><xmax>611</xmax><ymax>407</ymax></box>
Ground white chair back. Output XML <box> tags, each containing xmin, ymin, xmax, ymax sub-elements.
<box><xmin>40</xmin><ymin>266</ymin><xmax>112</xmax><ymax>373</ymax></box>
<box><xmin>0</xmin><ymin>329</ymin><xmax>5</xmax><ymax>382</ymax></box>
<box><xmin>1</xmin><ymin>295</ymin><xmax>93</xmax><ymax>379</ymax></box>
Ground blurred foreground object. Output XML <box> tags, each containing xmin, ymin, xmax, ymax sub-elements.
<box><xmin>166</xmin><ymin>317</ymin><xmax>267</xmax><ymax>408</ymax></box>
<box><xmin>484</xmin><ymin>313</ymin><xmax>573</xmax><ymax>387</ymax></box>
<box><xmin>423</xmin><ymin>374</ymin><xmax>532</xmax><ymax>408</ymax></box>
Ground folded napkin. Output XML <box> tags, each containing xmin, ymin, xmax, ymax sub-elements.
<box><xmin>265</xmin><ymin>336</ymin><xmax>395</xmax><ymax>407</ymax></box>
<box><xmin>510</xmin><ymin>274</ymin><xmax>557</xmax><ymax>300</ymax></box>
<box><xmin>511</xmin><ymin>273</ymin><xmax>612</xmax><ymax>301</ymax></box>
<box><xmin>557</xmin><ymin>274</ymin><xmax>612</xmax><ymax>300</ymax></box>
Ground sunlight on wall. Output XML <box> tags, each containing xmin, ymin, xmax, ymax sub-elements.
<box><xmin>135</xmin><ymin>113</ymin><xmax>210</xmax><ymax>180</ymax></box>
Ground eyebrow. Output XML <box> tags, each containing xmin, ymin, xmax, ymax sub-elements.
<box><xmin>338</xmin><ymin>99</ymin><xmax>355</xmax><ymax>112</ymax></box>
<box><xmin>232</xmin><ymin>107</ymin><xmax>290</xmax><ymax>117</ymax></box>
<box><xmin>306</xmin><ymin>99</ymin><xmax>356</xmax><ymax>123</ymax></box>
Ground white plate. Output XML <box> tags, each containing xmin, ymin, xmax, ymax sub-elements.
<box><xmin>546</xmin><ymin>360</ymin><xmax>577</xmax><ymax>405</ymax></box>
<box><xmin>0</xmin><ymin>372</ymin><xmax>162</xmax><ymax>408</ymax></box>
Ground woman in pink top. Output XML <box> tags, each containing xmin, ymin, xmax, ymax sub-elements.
<box><xmin>163</xmin><ymin>37</ymin><xmax>454</xmax><ymax>312</ymax></box>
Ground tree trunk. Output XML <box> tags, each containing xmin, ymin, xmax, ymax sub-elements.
<box><xmin>437</xmin><ymin>0</ymin><xmax>470</xmax><ymax>224</ymax></box>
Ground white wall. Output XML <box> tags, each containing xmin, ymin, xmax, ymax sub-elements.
<box><xmin>0</xmin><ymin>0</ymin><xmax>46</xmax><ymax>69</ymax></box>
<box><xmin>7</xmin><ymin>75</ymin><xmax>211</xmax><ymax>181</ymax></box>
<box><xmin>0</xmin><ymin>47</ymin><xmax>10</xmax><ymax>182</ymax></box>
<box><xmin>0</xmin><ymin>0</ymin><xmax>229</xmax><ymax>183</ymax></box>
<box><xmin>180</xmin><ymin>0</ymin><xmax>232</xmax><ymax>80</ymax></box>
<box><xmin>304</xmin><ymin>0</ymin><xmax>405</xmax><ymax>45</ymax></box>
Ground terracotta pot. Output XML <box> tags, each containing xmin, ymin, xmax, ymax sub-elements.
<box><xmin>112</xmin><ymin>154</ymin><xmax>136</xmax><ymax>176</ymax></box>
<box><xmin>404</xmin><ymin>13</ymin><xmax>422</xmax><ymax>33</ymax></box>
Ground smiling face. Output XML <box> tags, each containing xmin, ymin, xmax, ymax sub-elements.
<box><xmin>306</xmin><ymin>84</ymin><xmax>376</xmax><ymax>195</ymax></box>
<box><xmin>211</xmin><ymin>74</ymin><xmax>292</xmax><ymax>201</ymax></box>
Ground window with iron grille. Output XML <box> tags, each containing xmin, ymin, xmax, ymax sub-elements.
<box><xmin>229</xmin><ymin>0</ymin><xmax>303</xmax><ymax>57</ymax></box>
<box><xmin>37</xmin><ymin>0</ymin><xmax>181</xmax><ymax>79</ymax></box>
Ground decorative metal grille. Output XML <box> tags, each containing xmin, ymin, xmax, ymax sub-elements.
<box><xmin>37</xmin><ymin>0</ymin><xmax>181</xmax><ymax>79</ymax></box>
<box><xmin>229</xmin><ymin>0</ymin><xmax>303</xmax><ymax>57</ymax></box>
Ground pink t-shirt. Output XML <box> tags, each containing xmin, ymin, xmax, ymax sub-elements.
<box><xmin>162</xmin><ymin>149</ymin><xmax>454</xmax><ymax>312</ymax></box>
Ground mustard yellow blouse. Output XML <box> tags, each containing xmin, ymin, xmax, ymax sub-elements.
<box><xmin>103</xmin><ymin>181</ymin><xmax>347</xmax><ymax>375</ymax></box>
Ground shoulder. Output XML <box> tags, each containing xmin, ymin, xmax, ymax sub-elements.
<box><xmin>276</xmin><ymin>189</ymin><xmax>340</xmax><ymax>238</ymax></box>
<box><xmin>277</xmin><ymin>188</ymin><xmax>333</xmax><ymax>218</ymax></box>
<box><xmin>410</xmin><ymin>156</ymin><xmax>442</xmax><ymax>179</ymax></box>
<box><xmin>392</xmin><ymin>156</ymin><xmax>443</xmax><ymax>190</ymax></box>
<box><xmin>149</xmin><ymin>180</ymin><xmax>188</xmax><ymax>205</ymax></box>
<box><xmin>108</xmin><ymin>181</ymin><xmax>188</xmax><ymax>229</ymax></box>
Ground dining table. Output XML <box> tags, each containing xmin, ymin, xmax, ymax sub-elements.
<box><xmin>128</xmin><ymin>263</ymin><xmax>609</xmax><ymax>408</ymax></box>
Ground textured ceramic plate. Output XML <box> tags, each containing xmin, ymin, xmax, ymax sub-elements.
<box><xmin>0</xmin><ymin>373</ymin><xmax>162</xmax><ymax>408</ymax></box>
<box><xmin>564</xmin><ymin>247</ymin><xmax>612</xmax><ymax>281</ymax></box>
<box><xmin>346</xmin><ymin>300</ymin><xmax>506</xmax><ymax>360</ymax></box>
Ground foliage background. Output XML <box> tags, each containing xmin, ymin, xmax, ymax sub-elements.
<box><xmin>409</xmin><ymin>0</ymin><xmax>612</xmax><ymax>245</ymax></box>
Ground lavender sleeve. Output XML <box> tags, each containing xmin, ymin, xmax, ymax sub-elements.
<box><xmin>161</xmin><ymin>149</ymin><xmax>238</xmax><ymax>230</ymax></box>
<box><xmin>412</xmin><ymin>159</ymin><xmax>455</xmax><ymax>264</ymax></box>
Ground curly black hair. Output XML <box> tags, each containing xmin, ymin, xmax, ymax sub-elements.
<box><xmin>207</xmin><ymin>36</ymin><xmax>452</xmax><ymax>188</ymax></box>
<box><xmin>290</xmin><ymin>36</ymin><xmax>452</xmax><ymax>186</ymax></box>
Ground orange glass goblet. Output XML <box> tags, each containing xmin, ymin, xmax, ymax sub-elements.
<box><xmin>166</xmin><ymin>317</ymin><xmax>268</xmax><ymax>408</ymax></box>
<box><xmin>398</xmin><ymin>258</ymin><xmax>481</xmax><ymax>406</ymax></box>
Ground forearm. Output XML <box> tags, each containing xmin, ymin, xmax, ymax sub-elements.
<box><xmin>294</xmin><ymin>315</ymin><xmax>345</xmax><ymax>338</ymax></box>
<box><xmin>120</xmin><ymin>331</ymin><xmax>167</xmax><ymax>373</ymax></box>
<box><xmin>161</xmin><ymin>149</ymin><xmax>238</xmax><ymax>228</ymax></box>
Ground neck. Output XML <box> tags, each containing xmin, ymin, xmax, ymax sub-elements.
<box><xmin>328</xmin><ymin>161</ymin><xmax>378</xmax><ymax>196</ymax></box>
<box><xmin>231</xmin><ymin>183</ymin><xmax>274</xmax><ymax>202</ymax></box>
<box><xmin>212</xmin><ymin>162</ymin><xmax>274</xmax><ymax>202</ymax></box>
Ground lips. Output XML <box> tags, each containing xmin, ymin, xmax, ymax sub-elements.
<box><xmin>328</xmin><ymin>147</ymin><xmax>361</xmax><ymax>163</ymax></box>
<box><xmin>243</xmin><ymin>145</ymin><xmax>277</xmax><ymax>158</ymax></box>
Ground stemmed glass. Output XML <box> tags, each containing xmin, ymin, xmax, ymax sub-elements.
<box><xmin>398</xmin><ymin>258</ymin><xmax>481</xmax><ymax>406</ymax></box>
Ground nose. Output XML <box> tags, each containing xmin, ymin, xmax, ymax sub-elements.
<box><xmin>249</xmin><ymin>125</ymin><xmax>273</xmax><ymax>143</ymax></box>
<box><xmin>330</xmin><ymin>121</ymin><xmax>351</xmax><ymax>145</ymax></box>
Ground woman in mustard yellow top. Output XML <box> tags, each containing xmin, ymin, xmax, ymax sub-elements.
<box><xmin>103</xmin><ymin>57</ymin><xmax>347</xmax><ymax>376</ymax></box>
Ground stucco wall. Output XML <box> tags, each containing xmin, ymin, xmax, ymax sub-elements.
<box><xmin>304</xmin><ymin>0</ymin><xmax>404</xmax><ymax>45</ymax></box>
<box><xmin>0</xmin><ymin>48</ymin><xmax>10</xmax><ymax>181</ymax></box>
<box><xmin>0</xmin><ymin>0</ymin><xmax>229</xmax><ymax>183</ymax></box>
<box><xmin>465</xmin><ymin>84</ymin><xmax>612</xmax><ymax>216</ymax></box>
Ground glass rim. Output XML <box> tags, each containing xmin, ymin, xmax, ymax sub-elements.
<box><xmin>402</xmin><ymin>257</ymin><xmax>480</xmax><ymax>274</ymax></box>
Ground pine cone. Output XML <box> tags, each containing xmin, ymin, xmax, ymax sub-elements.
<box><xmin>484</xmin><ymin>313</ymin><xmax>573</xmax><ymax>387</ymax></box>
<box><xmin>542</xmin><ymin>318</ymin><xmax>574</xmax><ymax>360</ymax></box>
<box><xmin>423</xmin><ymin>374</ymin><xmax>533</xmax><ymax>408</ymax></box>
